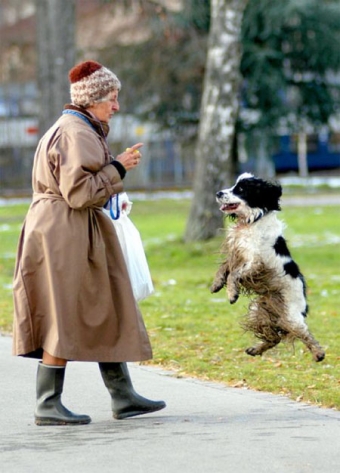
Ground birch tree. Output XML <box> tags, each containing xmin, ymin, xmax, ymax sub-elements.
<box><xmin>36</xmin><ymin>0</ymin><xmax>76</xmax><ymax>135</ymax></box>
<box><xmin>184</xmin><ymin>0</ymin><xmax>249</xmax><ymax>242</ymax></box>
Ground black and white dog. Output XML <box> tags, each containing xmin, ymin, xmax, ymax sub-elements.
<box><xmin>211</xmin><ymin>173</ymin><xmax>325</xmax><ymax>362</ymax></box>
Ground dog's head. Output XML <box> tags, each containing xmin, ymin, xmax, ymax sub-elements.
<box><xmin>216</xmin><ymin>173</ymin><xmax>282</xmax><ymax>223</ymax></box>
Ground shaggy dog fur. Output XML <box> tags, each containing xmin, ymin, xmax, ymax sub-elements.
<box><xmin>210</xmin><ymin>173</ymin><xmax>325</xmax><ymax>362</ymax></box>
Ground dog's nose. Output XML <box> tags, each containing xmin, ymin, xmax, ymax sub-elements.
<box><xmin>216</xmin><ymin>191</ymin><xmax>223</xmax><ymax>198</ymax></box>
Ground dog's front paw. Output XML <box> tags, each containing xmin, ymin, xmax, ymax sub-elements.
<box><xmin>229</xmin><ymin>294</ymin><xmax>239</xmax><ymax>304</ymax></box>
<box><xmin>227</xmin><ymin>285</ymin><xmax>239</xmax><ymax>304</ymax></box>
<box><xmin>210</xmin><ymin>281</ymin><xmax>224</xmax><ymax>293</ymax></box>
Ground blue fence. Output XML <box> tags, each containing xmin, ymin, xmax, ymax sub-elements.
<box><xmin>273</xmin><ymin>134</ymin><xmax>340</xmax><ymax>173</ymax></box>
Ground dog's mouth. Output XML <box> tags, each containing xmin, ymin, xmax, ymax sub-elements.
<box><xmin>220</xmin><ymin>203</ymin><xmax>240</xmax><ymax>213</ymax></box>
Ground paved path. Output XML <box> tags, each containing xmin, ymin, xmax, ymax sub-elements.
<box><xmin>1</xmin><ymin>335</ymin><xmax>340</xmax><ymax>473</ymax></box>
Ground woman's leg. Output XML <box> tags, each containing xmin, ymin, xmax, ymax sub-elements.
<box><xmin>42</xmin><ymin>350</ymin><xmax>67</xmax><ymax>366</ymax></box>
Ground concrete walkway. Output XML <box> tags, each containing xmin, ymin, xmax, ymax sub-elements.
<box><xmin>1</xmin><ymin>334</ymin><xmax>340</xmax><ymax>473</ymax></box>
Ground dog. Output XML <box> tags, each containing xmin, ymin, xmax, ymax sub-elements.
<box><xmin>210</xmin><ymin>172</ymin><xmax>325</xmax><ymax>362</ymax></box>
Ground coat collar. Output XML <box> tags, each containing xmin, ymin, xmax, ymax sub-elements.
<box><xmin>63</xmin><ymin>104</ymin><xmax>110</xmax><ymax>138</ymax></box>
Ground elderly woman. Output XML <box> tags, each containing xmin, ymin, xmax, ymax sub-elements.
<box><xmin>12</xmin><ymin>60</ymin><xmax>165</xmax><ymax>425</ymax></box>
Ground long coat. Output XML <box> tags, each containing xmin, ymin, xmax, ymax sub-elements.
<box><xmin>12</xmin><ymin>111</ymin><xmax>152</xmax><ymax>362</ymax></box>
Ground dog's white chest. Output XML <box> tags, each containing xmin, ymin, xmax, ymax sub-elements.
<box><xmin>227</xmin><ymin>213</ymin><xmax>283</xmax><ymax>261</ymax></box>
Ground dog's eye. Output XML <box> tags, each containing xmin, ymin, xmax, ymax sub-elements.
<box><xmin>238</xmin><ymin>185</ymin><xmax>243</xmax><ymax>192</ymax></box>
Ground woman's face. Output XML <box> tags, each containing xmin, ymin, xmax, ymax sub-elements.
<box><xmin>87</xmin><ymin>90</ymin><xmax>120</xmax><ymax>122</ymax></box>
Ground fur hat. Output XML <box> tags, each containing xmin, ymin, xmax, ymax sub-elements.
<box><xmin>69</xmin><ymin>60</ymin><xmax>121</xmax><ymax>108</ymax></box>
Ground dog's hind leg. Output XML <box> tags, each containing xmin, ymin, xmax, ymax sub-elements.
<box><xmin>295</xmin><ymin>329</ymin><xmax>325</xmax><ymax>362</ymax></box>
<box><xmin>245</xmin><ymin>336</ymin><xmax>281</xmax><ymax>357</ymax></box>
<box><xmin>284</xmin><ymin>309</ymin><xmax>325</xmax><ymax>362</ymax></box>
<box><xmin>243</xmin><ymin>297</ymin><xmax>283</xmax><ymax>357</ymax></box>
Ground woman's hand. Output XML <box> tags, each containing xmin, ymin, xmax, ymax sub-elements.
<box><xmin>116</xmin><ymin>143</ymin><xmax>143</xmax><ymax>171</ymax></box>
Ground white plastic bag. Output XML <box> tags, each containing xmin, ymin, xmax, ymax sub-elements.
<box><xmin>103</xmin><ymin>193</ymin><xmax>154</xmax><ymax>302</ymax></box>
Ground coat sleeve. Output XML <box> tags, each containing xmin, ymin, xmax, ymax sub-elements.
<box><xmin>48</xmin><ymin>125</ymin><xmax>124</xmax><ymax>209</ymax></box>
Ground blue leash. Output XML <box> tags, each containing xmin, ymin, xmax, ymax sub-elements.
<box><xmin>108</xmin><ymin>195</ymin><xmax>120</xmax><ymax>220</ymax></box>
<box><xmin>62</xmin><ymin>109</ymin><xmax>120</xmax><ymax>220</ymax></box>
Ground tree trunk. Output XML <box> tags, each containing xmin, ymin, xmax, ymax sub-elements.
<box><xmin>36</xmin><ymin>0</ymin><xmax>76</xmax><ymax>136</ymax></box>
<box><xmin>254</xmin><ymin>131</ymin><xmax>275</xmax><ymax>179</ymax></box>
<box><xmin>184</xmin><ymin>0</ymin><xmax>249</xmax><ymax>241</ymax></box>
<box><xmin>297</xmin><ymin>132</ymin><xmax>309</xmax><ymax>178</ymax></box>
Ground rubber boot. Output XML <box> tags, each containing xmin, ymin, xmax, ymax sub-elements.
<box><xmin>99</xmin><ymin>362</ymin><xmax>166</xmax><ymax>420</ymax></box>
<box><xmin>34</xmin><ymin>363</ymin><xmax>91</xmax><ymax>426</ymax></box>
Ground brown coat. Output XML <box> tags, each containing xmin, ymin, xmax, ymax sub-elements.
<box><xmin>12</xmin><ymin>112</ymin><xmax>152</xmax><ymax>362</ymax></box>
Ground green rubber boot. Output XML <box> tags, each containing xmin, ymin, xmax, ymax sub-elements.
<box><xmin>99</xmin><ymin>362</ymin><xmax>166</xmax><ymax>420</ymax></box>
<box><xmin>34</xmin><ymin>363</ymin><xmax>91</xmax><ymax>426</ymax></box>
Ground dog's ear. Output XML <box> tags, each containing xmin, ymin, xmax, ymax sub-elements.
<box><xmin>265</xmin><ymin>181</ymin><xmax>282</xmax><ymax>211</ymax></box>
<box><xmin>248</xmin><ymin>178</ymin><xmax>282</xmax><ymax>211</ymax></box>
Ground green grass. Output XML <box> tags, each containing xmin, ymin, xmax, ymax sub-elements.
<box><xmin>1</xmin><ymin>197</ymin><xmax>340</xmax><ymax>409</ymax></box>
<box><xmin>0</xmin><ymin>203</ymin><xmax>28</xmax><ymax>331</ymax></box>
